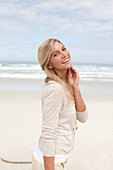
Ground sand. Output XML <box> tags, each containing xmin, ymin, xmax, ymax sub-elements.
<box><xmin>0</xmin><ymin>91</ymin><xmax>113</xmax><ymax>169</ymax></box>
<box><xmin>1</xmin><ymin>77</ymin><xmax>113</xmax><ymax>95</ymax></box>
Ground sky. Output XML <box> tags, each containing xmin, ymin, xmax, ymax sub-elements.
<box><xmin>0</xmin><ymin>0</ymin><xmax>113</xmax><ymax>64</ymax></box>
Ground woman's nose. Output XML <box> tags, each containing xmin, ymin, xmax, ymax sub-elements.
<box><xmin>61</xmin><ymin>51</ymin><xmax>66</xmax><ymax>58</ymax></box>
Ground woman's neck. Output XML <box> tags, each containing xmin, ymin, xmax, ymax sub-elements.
<box><xmin>56</xmin><ymin>69</ymin><xmax>68</xmax><ymax>80</ymax></box>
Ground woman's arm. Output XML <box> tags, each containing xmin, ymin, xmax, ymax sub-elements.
<box><xmin>69</xmin><ymin>66</ymin><xmax>88</xmax><ymax>122</ymax></box>
<box><xmin>43</xmin><ymin>156</ymin><xmax>54</xmax><ymax>170</ymax></box>
<box><xmin>69</xmin><ymin>66</ymin><xmax>86</xmax><ymax>112</ymax></box>
<box><xmin>73</xmin><ymin>87</ymin><xmax>86</xmax><ymax>112</ymax></box>
<box><xmin>39</xmin><ymin>83</ymin><xmax>63</xmax><ymax>169</ymax></box>
<box><xmin>69</xmin><ymin>65</ymin><xmax>86</xmax><ymax>112</ymax></box>
<box><xmin>73</xmin><ymin>87</ymin><xmax>89</xmax><ymax>122</ymax></box>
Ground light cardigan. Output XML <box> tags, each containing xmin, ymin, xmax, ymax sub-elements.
<box><xmin>38</xmin><ymin>81</ymin><xmax>89</xmax><ymax>156</ymax></box>
<box><xmin>33</xmin><ymin>139</ymin><xmax>70</xmax><ymax>164</ymax></box>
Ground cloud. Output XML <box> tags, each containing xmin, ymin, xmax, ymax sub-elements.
<box><xmin>0</xmin><ymin>0</ymin><xmax>113</xmax><ymax>41</ymax></box>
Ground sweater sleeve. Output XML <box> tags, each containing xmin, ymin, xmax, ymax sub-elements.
<box><xmin>76</xmin><ymin>108</ymin><xmax>89</xmax><ymax>123</ymax></box>
<box><xmin>39</xmin><ymin>83</ymin><xmax>63</xmax><ymax>156</ymax></box>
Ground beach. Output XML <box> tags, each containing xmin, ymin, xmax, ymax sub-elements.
<box><xmin>0</xmin><ymin>78</ymin><xmax>113</xmax><ymax>170</ymax></box>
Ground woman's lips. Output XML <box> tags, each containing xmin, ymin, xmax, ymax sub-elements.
<box><xmin>62</xmin><ymin>58</ymin><xmax>69</xmax><ymax>64</ymax></box>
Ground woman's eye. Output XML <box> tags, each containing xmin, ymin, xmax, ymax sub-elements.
<box><xmin>54</xmin><ymin>53</ymin><xmax>58</xmax><ymax>57</ymax></box>
<box><xmin>62</xmin><ymin>47</ymin><xmax>66</xmax><ymax>51</ymax></box>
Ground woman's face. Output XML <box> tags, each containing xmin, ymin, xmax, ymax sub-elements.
<box><xmin>48</xmin><ymin>41</ymin><xmax>72</xmax><ymax>77</ymax></box>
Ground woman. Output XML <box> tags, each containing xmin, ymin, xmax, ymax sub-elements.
<box><xmin>32</xmin><ymin>38</ymin><xmax>89</xmax><ymax>170</ymax></box>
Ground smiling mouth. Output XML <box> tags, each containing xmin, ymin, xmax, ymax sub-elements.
<box><xmin>62</xmin><ymin>58</ymin><xmax>69</xmax><ymax>64</ymax></box>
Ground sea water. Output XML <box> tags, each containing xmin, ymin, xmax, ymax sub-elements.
<box><xmin>0</xmin><ymin>61</ymin><xmax>113</xmax><ymax>82</ymax></box>
<box><xmin>0</xmin><ymin>61</ymin><xmax>113</xmax><ymax>94</ymax></box>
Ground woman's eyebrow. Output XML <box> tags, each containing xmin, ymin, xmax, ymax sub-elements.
<box><xmin>51</xmin><ymin>50</ymin><xmax>58</xmax><ymax>56</ymax></box>
<box><xmin>62</xmin><ymin>45</ymin><xmax>65</xmax><ymax>48</ymax></box>
<box><xmin>51</xmin><ymin>45</ymin><xmax>65</xmax><ymax>55</ymax></box>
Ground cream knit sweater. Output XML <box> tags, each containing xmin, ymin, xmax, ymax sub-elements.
<box><xmin>38</xmin><ymin>81</ymin><xmax>89</xmax><ymax>156</ymax></box>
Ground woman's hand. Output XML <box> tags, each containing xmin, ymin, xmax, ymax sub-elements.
<box><xmin>69</xmin><ymin>65</ymin><xmax>80</xmax><ymax>90</ymax></box>
<box><xmin>43</xmin><ymin>156</ymin><xmax>54</xmax><ymax>170</ymax></box>
<box><xmin>69</xmin><ymin>65</ymin><xmax>86</xmax><ymax>112</ymax></box>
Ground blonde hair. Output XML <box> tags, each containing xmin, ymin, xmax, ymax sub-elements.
<box><xmin>38</xmin><ymin>38</ymin><xmax>75</xmax><ymax>105</ymax></box>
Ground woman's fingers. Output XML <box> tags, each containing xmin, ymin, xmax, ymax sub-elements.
<box><xmin>71</xmin><ymin>65</ymin><xmax>78</xmax><ymax>72</ymax></box>
<box><xmin>71</xmin><ymin>66</ymin><xmax>79</xmax><ymax>78</ymax></box>
<box><xmin>70</xmin><ymin>66</ymin><xmax>80</xmax><ymax>88</ymax></box>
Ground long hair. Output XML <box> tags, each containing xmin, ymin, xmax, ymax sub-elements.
<box><xmin>38</xmin><ymin>38</ymin><xmax>75</xmax><ymax>105</ymax></box>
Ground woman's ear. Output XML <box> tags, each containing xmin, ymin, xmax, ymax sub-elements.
<box><xmin>47</xmin><ymin>63</ymin><xmax>53</xmax><ymax>69</ymax></box>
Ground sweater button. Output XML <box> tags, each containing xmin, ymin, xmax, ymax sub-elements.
<box><xmin>73</xmin><ymin>126</ymin><xmax>78</xmax><ymax>131</ymax></box>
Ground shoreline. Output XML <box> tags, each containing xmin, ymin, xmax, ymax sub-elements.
<box><xmin>0</xmin><ymin>77</ymin><xmax>113</xmax><ymax>95</ymax></box>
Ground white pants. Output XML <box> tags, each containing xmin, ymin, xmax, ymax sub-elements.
<box><xmin>32</xmin><ymin>155</ymin><xmax>67</xmax><ymax>170</ymax></box>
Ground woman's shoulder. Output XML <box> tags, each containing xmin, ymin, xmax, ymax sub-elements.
<box><xmin>45</xmin><ymin>80</ymin><xmax>62</xmax><ymax>90</ymax></box>
<box><xmin>42</xmin><ymin>81</ymin><xmax>64</xmax><ymax>97</ymax></box>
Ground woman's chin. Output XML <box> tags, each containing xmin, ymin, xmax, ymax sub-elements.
<box><xmin>67</xmin><ymin>62</ymin><xmax>72</xmax><ymax>69</ymax></box>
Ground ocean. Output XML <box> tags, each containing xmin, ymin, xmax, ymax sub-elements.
<box><xmin>0</xmin><ymin>61</ymin><xmax>113</xmax><ymax>82</ymax></box>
